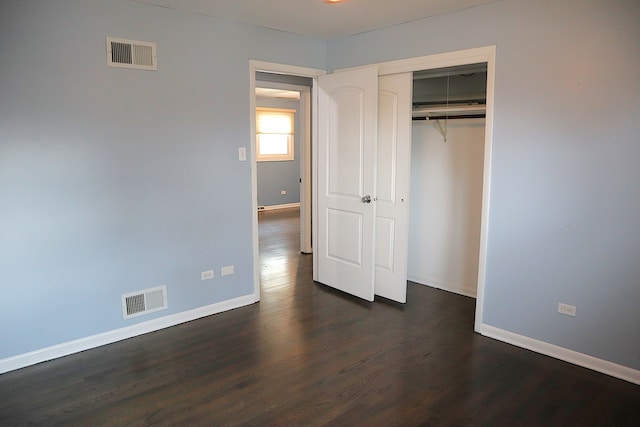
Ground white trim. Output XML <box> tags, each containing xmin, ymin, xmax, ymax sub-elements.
<box><xmin>335</xmin><ymin>47</ymin><xmax>492</xmax><ymax>76</ymax></box>
<box><xmin>250</xmin><ymin>64</ymin><xmax>261</xmax><ymax>303</ymax></box>
<box><xmin>249</xmin><ymin>60</ymin><xmax>326</xmax><ymax>301</ymax></box>
<box><xmin>259</xmin><ymin>202</ymin><xmax>301</xmax><ymax>211</ymax></box>
<box><xmin>480</xmin><ymin>324</ymin><xmax>640</xmax><ymax>385</ymax></box>
<box><xmin>251</xmin><ymin>61</ymin><xmax>326</xmax><ymax>79</ymax></box>
<box><xmin>0</xmin><ymin>294</ymin><xmax>255</xmax><ymax>374</ymax></box>
<box><xmin>475</xmin><ymin>47</ymin><xmax>496</xmax><ymax>333</ymax></box>
<box><xmin>299</xmin><ymin>88</ymin><xmax>313</xmax><ymax>254</ymax></box>
<box><xmin>379</xmin><ymin>46</ymin><xmax>493</xmax><ymax>76</ymax></box>
<box><xmin>409</xmin><ymin>276</ymin><xmax>477</xmax><ymax>298</ymax></box>
<box><xmin>312</xmin><ymin>81</ymin><xmax>319</xmax><ymax>277</ymax></box>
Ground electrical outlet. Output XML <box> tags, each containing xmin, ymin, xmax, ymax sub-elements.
<box><xmin>281</xmin><ymin>190</ymin><xmax>287</xmax><ymax>195</ymax></box>
<box><xmin>201</xmin><ymin>270</ymin><xmax>214</xmax><ymax>280</ymax></box>
<box><xmin>221</xmin><ymin>265</ymin><xmax>234</xmax><ymax>276</ymax></box>
<box><xmin>558</xmin><ymin>303</ymin><xmax>576</xmax><ymax>317</ymax></box>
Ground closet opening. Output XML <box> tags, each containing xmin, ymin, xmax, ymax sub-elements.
<box><xmin>407</xmin><ymin>63</ymin><xmax>488</xmax><ymax>299</ymax></box>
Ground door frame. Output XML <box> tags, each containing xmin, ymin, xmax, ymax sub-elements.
<box><xmin>249</xmin><ymin>60</ymin><xmax>326</xmax><ymax>302</ymax></box>
<box><xmin>250</xmin><ymin>45</ymin><xmax>495</xmax><ymax>333</ymax></box>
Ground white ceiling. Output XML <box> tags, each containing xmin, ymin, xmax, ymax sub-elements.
<box><xmin>136</xmin><ymin>0</ymin><xmax>499</xmax><ymax>40</ymax></box>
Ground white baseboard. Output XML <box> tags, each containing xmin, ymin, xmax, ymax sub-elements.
<box><xmin>0</xmin><ymin>294</ymin><xmax>256</xmax><ymax>375</ymax></box>
<box><xmin>258</xmin><ymin>202</ymin><xmax>300</xmax><ymax>211</ymax></box>
<box><xmin>408</xmin><ymin>275</ymin><xmax>477</xmax><ymax>298</ymax></box>
<box><xmin>480</xmin><ymin>324</ymin><xmax>640</xmax><ymax>385</ymax></box>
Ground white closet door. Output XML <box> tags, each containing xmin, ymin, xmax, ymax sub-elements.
<box><xmin>374</xmin><ymin>73</ymin><xmax>412</xmax><ymax>303</ymax></box>
<box><xmin>316</xmin><ymin>67</ymin><xmax>378</xmax><ymax>301</ymax></box>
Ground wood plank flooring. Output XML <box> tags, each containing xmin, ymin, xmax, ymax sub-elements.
<box><xmin>1</xmin><ymin>207</ymin><xmax>639</xmax><ymax>426</ymax></box>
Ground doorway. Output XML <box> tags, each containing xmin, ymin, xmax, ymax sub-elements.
<box><xmin>254</xmin><ymin>75</ymin><xmax>312</xmax><ymax>252</ymax></box>
<box><xmin>249</xmin><ymin>61</ymin><xmax>325</xmax><ymax>301</ymax></box>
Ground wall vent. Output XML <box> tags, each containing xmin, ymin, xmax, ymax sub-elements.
<box><xmin>122</xmin><ymin>285</ymin><xmax>167</xmax><ymax>320</ymax></box>
<box><xmin>106</xmin><ymin>37</ymin><xmax>157</xmax><ymax>71</ymax></box>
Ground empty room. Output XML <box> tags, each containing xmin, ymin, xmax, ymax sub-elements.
<box><xmin>1</xmin><ymin>0</ymin><xmax>639</xmax><ymax>425</ymax></box>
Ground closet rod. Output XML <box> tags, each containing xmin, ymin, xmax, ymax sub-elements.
<box><xmin>412</xmin><ymin>114</ymin><xmax>486</xmax><ymax>121</ymax></box>
<box><xmin>413</xmin><ymin>99</ymin><xmax>486</xmax><ymax>107</ymax></box>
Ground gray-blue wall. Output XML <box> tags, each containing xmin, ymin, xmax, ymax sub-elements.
<box><xmin>0</xmin><ymin>0</ymin><xmax>324</xmax><ymax>359</ymax></box>
<box><xmin>256</xmin><ymin>97</ymin><xmax>301</xmax><ymax>207</ymax></box>
<box><xmin>329</xmin><ymin>0</ymin><xmax>640</xmax><ymax>370</ymax></box>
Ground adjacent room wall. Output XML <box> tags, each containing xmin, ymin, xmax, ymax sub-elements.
<box><xmin>329</xmin><ymin>0</ymin><xmax>640</xmax><ymax>370</ymax></box>
<box><xmin>255</xmin><ymin>97</ymin><xmax>301</xmax><ymax>207</ymax></box>
<box><xmin>0</xmin><ymin>0</ymin><xmax>325</xmax><ymax>361</ymax></box>
<box><xmin>408</xmin><ymin>119</ymin><xmax>485</xmax><ymax>297</ymax></box>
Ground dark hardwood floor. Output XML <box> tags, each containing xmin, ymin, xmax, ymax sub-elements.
<box><xmin>1</xmin><ymin>207</ymin><xmax>639</xmax><ymax>426</ymax></box>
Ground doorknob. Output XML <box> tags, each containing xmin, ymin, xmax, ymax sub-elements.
<box><xmin>361</xmin><ymin>195</ymin><xmax>372</xmax><ymax>203</ymax></box>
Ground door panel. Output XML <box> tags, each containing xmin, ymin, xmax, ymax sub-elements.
<box><xmin>327</xmin><ymin>209</ymin><xmax>363</xmax><ymax>265</ymax></box>
<box><xmin>375</xmin><ymin>73</ymin><xmax>412</xmax><ymax>303</ymax></box>
<box><xmin>328</xmin><ymin>88</ymin><xmax>364</xmax><ymax>196</ymax></box>
<box><xmin>317</xmin><ymin>67</ymin><xmax>378</xmax><ymax>301</ymax></box>
<box><xmin>375</xmin><ymin>217</ymin><xmax>395</xmax><ymax>271</ymax></box>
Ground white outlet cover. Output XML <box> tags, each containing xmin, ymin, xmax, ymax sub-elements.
<box><xmin>221</xmin><ymin>265</ymin><xmax>235</xmax><ymax>276</ymax></box>
<box><xmin>558</xmin><ymin>303</ymin><xmax>576</xmax><ymax>317</ymax></box>
<box><xmin>201</xmin><ymin>270</ymin><xmax>214</xmax><ymax>280</ymax></box>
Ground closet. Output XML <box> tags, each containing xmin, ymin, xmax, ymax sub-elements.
<box><xmin>407</xmin><ymin>64</ymin><xmax>487</xmax><ymax>298</ymax></box>
<box><xmin>314</xmin><ymin>58</ymin><xmax>490</xmax><ymax>305</ymax></box>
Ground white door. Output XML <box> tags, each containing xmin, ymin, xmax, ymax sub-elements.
<box><xmin>316</xmin><ymin>67</ymin><xmax>378</xmax><ymax>301</ymax></box>
<box><xmin>375</xmin><ymin>73</ymin><xmax>413</xmax><ymax>303</ymax></box>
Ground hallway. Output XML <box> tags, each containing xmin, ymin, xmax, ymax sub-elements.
<box><xmin>258</xmin><ymin>207</ymin><xmax>310</xmax><ymax>292</ymax></box>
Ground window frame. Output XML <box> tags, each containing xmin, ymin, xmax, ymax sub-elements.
<box><xmin>256</xmin><ymin>107</ymin><xmax>295</xmax><ymax>162</ymax></box>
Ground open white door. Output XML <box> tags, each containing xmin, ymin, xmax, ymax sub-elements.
<box><xmin>316</xmin><ymin>67</ymin><xmax>378</xmax><ymax>301</ymax></box>
<box><xmin>375</xmin><ymin>73</ymin><xmax>412</xmax><ymax>303</ymax></box>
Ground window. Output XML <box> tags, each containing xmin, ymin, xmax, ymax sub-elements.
<box><xmin>256</xmin><ymin>108</ymin><xmax>295</xmax><ymax>161</ymax></box>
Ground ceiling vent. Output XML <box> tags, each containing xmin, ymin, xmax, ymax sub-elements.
<box><xmin>106</xmin><ymin>37</ymin><xmax>157</xmax><ymax>71</ymax></box>
<box><xmin>122</xmin><ymin>285</ymin><xmax>167</xmax><ymax>319</ymax></box>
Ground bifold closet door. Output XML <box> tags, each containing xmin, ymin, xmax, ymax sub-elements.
<box><xmin>375</xmin><ymin>73</ymin><xmax>412</xmax><ymax>303</ymax></box>
<box><xmin>316</xmin><ymin>67</ymin><xmax>378</xmax><ymax>301</ymax></box>
<box><xmin>316</xmin><ymin>68</ymin><xmax>412</xmax><ymax>303</ymax></box>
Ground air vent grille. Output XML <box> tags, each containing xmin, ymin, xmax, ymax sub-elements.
<box><xmin>106</xmin><ymin>37</ymin><xmax>157</xmax><ymax>71</ymax></box>
<box><xmin>122</xmin><ymin>285</ymin><xmax>167</xmax><ymax>319</ymax></box>
<box><xmin>125</xmin><ymin>293</ymin><xmax>146</xmax><ymax>316</ymax></box>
